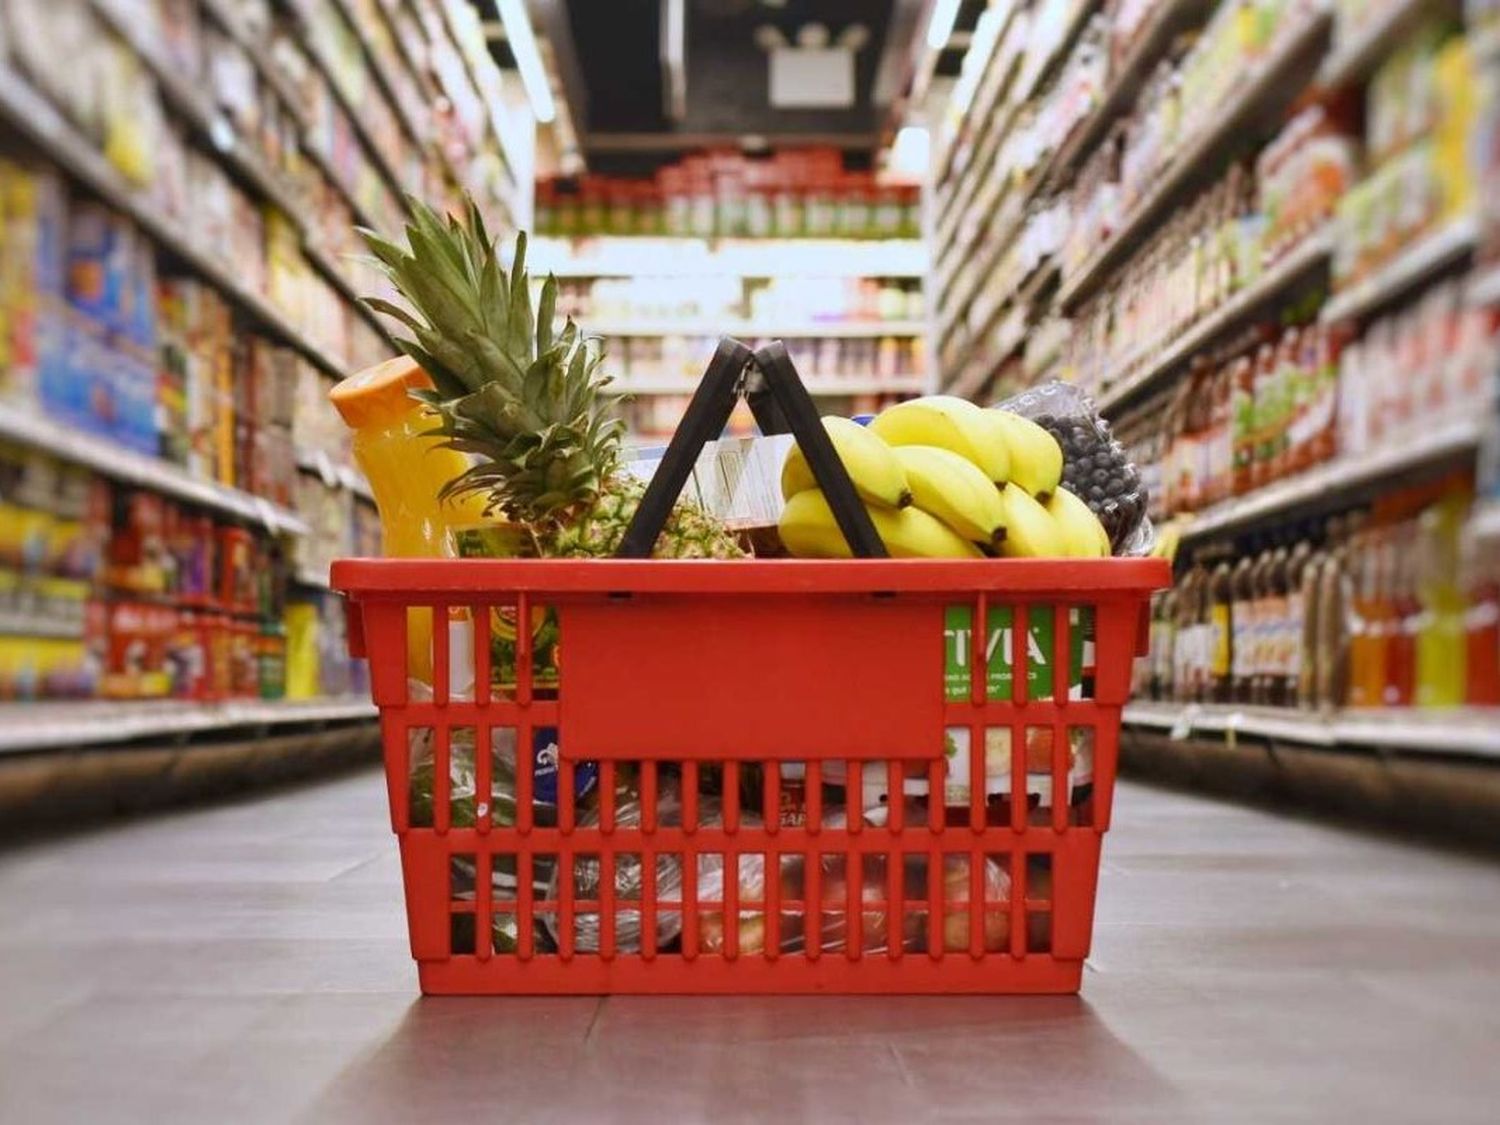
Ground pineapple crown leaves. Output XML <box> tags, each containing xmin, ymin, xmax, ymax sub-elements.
<box><xmin>356</xmin><ymin>193</ymin><xmax>628</xmax><ymax>524</ymax></box>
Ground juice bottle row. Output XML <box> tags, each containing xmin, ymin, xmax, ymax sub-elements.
<box><xmin>536</xmin><ymin>150</ymin><xmax>921</xmax><ymax>241</ymax></box>
<box><xmin>1140</xmin><ymin>478</ymin><xmax>1500</xmax><ymax>710</ymax></box>
<box><xmin>1114</xmin><ymin>278</ymin><xmax>1498</xmax><ymax>523</ymax></box>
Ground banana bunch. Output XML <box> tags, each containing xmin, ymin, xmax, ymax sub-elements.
<box><xmin>777</xmin><ymin>400</ymin><xmax>1111</xmax><ymax>560</ymax></box>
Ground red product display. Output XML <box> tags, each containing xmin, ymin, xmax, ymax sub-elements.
<box><xmin>334</xmin><ymin>557</ymin><xmax>1167</xmax><ymax>995</ymax></box>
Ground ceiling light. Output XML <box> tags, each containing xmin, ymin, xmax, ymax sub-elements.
<box><xmin>497</xmin><ymin>0</ymin><xmax>556</xmax><ymax>123</ymax></box>
<box><xmin>925</xmin><ymin>0</ymin><xmax>961</xmax><ymax>50</ymax></box>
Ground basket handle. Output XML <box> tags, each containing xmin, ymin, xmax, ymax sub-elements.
<box><xmin>615</xmin><ymin>337</ymin><xmax>886</xmax><ymax>558</ymax></box>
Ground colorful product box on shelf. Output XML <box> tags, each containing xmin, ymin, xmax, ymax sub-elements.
<box><xmin>0</xmin><ymin>160</ymin><xmax>68</xmax><ymax>404</ymax></box>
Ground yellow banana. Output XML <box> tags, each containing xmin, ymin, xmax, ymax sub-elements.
<box><xmin>986</xmin><ymin>410</ymin><xmax>1063</xmax><ymax>501</ymax></box>
<box><xmin>779</xmin><ymin>488</ymin><xmax>983</xmax><ymax>559</ymax></box>
<box><xmin>781</xmin><ymin>416</ymin><xmax>912</xmax><ymax>509</ymax></box>
<box><xmin>997</xmin><ymin>482</ymin><xmax>1066</xmax><ymax>558</ymax></box>
<box><xmin>869</xmin><ymin>396</ymin><xmax>1010</xmax><ymax>484</ymax></box>
<box><xmin>892</xmin><ymin>444</ymin><xmax>1007</xmax><ymax>547</ymax></box>
<box><xmin>1046</xmin><ymin>486</ymin><xmax>1111</xmax><ymax>558</ymax></box>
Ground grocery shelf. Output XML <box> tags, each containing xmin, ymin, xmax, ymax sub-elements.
<box><xmin>1320</xmin><ymin>215</ymin><xmax>1479</xmax><ymax>324</ymax></box>
<box><xmin>1318</xmin><ymin>0</ymin><xmax>1454</xmax><ymax>90</ymax></box>
<box><xmin>1473</xmin><ymin>498</ymin><xmax>1500</xmax><ymax>539</ymax></box>
<box><xmin>1056</xmin><ymin>10</ymin><xmax>1333</xmax><ymax>310</ymax></box>
<box><xmin>295</xmin><ymin>449</ymin><xmax>375</xmax><ymax>502</ymax></box>
<box><xmin>1039</xmin><ymin>0</ymin><xmax>1205</xmax><ymax>195</ymax></box>
<box><xmin>291</xmin><ymin>9</ymin><xmax>411</xmax><ymax>207</ymax></box>
<box><xmin>933</xmin><ymin>0</ymin><xmax>1022</xmax><ymax>189</ymax></box>
<box><xmin>0</xmin><ymin>402</ymin><xmax>310</xmax><ymax>537</ymax></box>
<box><xmin>529</xmin><ymin>237</ymin><xmax>927</xmax><ymax>279</ymax></box>
<box><xmin>581</xmin><ymin>320</ymin><xmax>926</xmax><ymax>338</ymax></box>
<box><xmin>0</xmin><ymin>65</ymin><xmax>349</xmax><ymax>383</ymax></box>
<box><xmin>936</xmin><ymin>0</ymin><xmax>1097</xmax><ymax>260</ymax></box>
<box><xmin>1179</xmin><ymin>415</ymin><xmax>1486</xmax><ymax>543</ymax></box>
<box><xmin>1123</xmin><ymin>700</ymin><xmax>1500</xmax><ymax>759</ymax></box>
<box><xmin>435</xmin><ymin>0</ymin><xmax>526</xmax><ymax>201</ymax></box>
<box><xmin>1466</xmin><ymin>260</ymin><xmax>1500</xmax><ymax>306</ymax></box>
<box><xmin>200</xmin><ymin>0</ymin><xmax>311</xmax><ymax>131</ymax></box>
<box><xmin>1096</xmin><ymin>227</ymin><xmax>1335</xmax><ymax>415</ymax></box>
<box><xmin>933</xmin><ymin>12</ymin><xmax>1025</xmax><ymax>239</ymax></box>
<box><xmin>0</xmin><ymin>697</ymin><xmax>377</xmax><ymax>756</ymax></box>
<box><xmin>325</xmin><ymin>0</ymin><xmax>427</xmax><ymax>149</ymax></box>
<box><xmin>616</xmin><ymin>375</ymin><xmax>927</xmax><ymax>397</ymax></box>
<box><xmin>0</xmin><ymin>611</ymin><xmax>85</xmax><ymax>641</ymax></box>
<box><xmin>933</xmin><ymin>45</ymin><xmax>1027</xmax><ymax>261</ymax></box>
<box><xmin>89</xmin><ymin>0</ymin><xmax>306</xmax><ymax>227</ymax></box>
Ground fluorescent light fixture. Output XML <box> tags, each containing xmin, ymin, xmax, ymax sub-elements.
<box><xmin>497</xmin><ymin>0</ymin><xmax>556</xmax><ymax>123</ymax></box>
<box><xmin>925</xmin><ymin>0</ymin><xmax>961</xmax><ymax>50</ymax></box>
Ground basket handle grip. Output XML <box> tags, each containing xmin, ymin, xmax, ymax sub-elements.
<box><xmin>615</xmin><ymin>337</ymin><xmax>886</xmax><ymax>558</ymax></box>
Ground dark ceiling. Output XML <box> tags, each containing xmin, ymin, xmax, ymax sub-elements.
<box><xmin>536</xmin><ymin>0</ymin><xmax>910</xmax><ymax>173</ymax></box>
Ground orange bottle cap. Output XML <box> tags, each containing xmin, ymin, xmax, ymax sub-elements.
<box><xmin>329</xmin><ymin>355</ymin><xmax>435</xmax><ymax>429</ymax></box>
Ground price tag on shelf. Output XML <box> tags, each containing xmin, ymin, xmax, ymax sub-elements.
<box><xmin>1169</xmin><ymin>704</ymin><xmax>1199</xmax><ymax>742</ymax></box>
<box><xmin>208</xmin><ymin>114</ymin><xmax>236</xmax><ymax>155</ymax></box>
<box><xmin>1224</xmin><ymin>710</ymin><xmax>1243</xmax><ymax>751</ymax></box>
<box><xmin>314</xmin><ymin>451</ymin><xmax>339</xmax><ymax>489</ymax></box>
<box><xmin>253</xmin><ymin>497</ymin><xmax>280</xmax><ymax>534</ymax></box>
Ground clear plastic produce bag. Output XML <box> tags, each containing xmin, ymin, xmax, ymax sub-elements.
<box><xmin>999</xmin><ymin>380</ymin><xmax>1154</xmax><ymax>556</ymax></box>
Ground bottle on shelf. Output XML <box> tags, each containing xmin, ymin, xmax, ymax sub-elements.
<box><xmin>1384</xmin><ymin>527</ymin><xmax>1418</xmax><ymax>708</ymax></box>
<box><xmin>1415</xmin><ymin>492</ymin><xmax>1469</xmax><ymax>708</ymax></box>
<box><xmin>1262</xmin><ymin>541</ymin><xmax>1291</xmax><ymax>708</ymax></box>
<box><xmin>1297</xmin><ymin>521</ymin><xmax>1330</xmax><ymax>711</ymax></box>
<box><xmin>1283</xmin><ymin>532</ymin><xmax>1313</xmax><ymax>709</ymax></box>
<box><xmin>1461</xmin><ymin>516</ymin><xmax>1500</xmax><ymax>706</ymax></box>
<box><xmin>1315</xmin><ymin>511</ymin><xmax>1358</xmax><ymax>711</ymax></box>
<box><xmin>1208</xmin><ymin>550</ymin><xmax>1235</xmax><ymax>704</ymax></box>
<box><xmin>1231</xmin><ymin>547</ymin><xmax>1258</xmax><ymax>705</ymax></box>
<box><xmin>1347</xmin><ymin>523</ymin><xmax>1390</xmax><ymax>710</ymax></box>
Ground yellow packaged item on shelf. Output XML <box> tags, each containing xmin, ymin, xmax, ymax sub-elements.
<box><xmin>284</xmin><ymin>602</ymin><xmax>321</xmax><ymax>701</ymax></box>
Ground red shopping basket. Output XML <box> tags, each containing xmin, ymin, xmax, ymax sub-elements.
<box><xmin>333</xmin><ymin>340</ymin><xmax>1168</xmax><ymax>994</ymax></box>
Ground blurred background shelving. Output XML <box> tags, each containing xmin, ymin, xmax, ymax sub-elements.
<box><xmin>923</xmin><ymin>0</ymin><xmax>1500</xmax><ymax>789</ymax></box>
<box><xmin>0</xmin><ymin>0</ymin><xmax>540</xmax><ymax>768</ymax></box>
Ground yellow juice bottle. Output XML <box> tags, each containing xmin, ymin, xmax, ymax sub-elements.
<box><xmin>1415</xmin><ymin>493</ymin><xmax>1468</xmax><ymax>708</ymax></box>
<box><xmin>330</xmin><ymin>356</ymin><xmax>490</xmax><ymax>683</ymax></box>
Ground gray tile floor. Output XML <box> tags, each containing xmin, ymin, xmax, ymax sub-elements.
<box><xmin>2</xmin><ymin>769</ymin><xmax>1498</xmax><ymax>1124</ymax></box>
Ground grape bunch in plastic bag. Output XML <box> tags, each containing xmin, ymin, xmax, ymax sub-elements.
<box><xmin>1000</xmin><ymin>381</ymin><xmax>1153</xmax><ymax>555</ymax></box>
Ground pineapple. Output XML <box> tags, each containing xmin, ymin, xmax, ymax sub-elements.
<box><xmin>359</xmin><ymin>196</ymin><xmax>744</xmax><ymax>559</ymax></box>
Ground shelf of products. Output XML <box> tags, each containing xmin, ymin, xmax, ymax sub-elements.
<box><xmin>0</xmin><ymin>696</ymin><xmax>377</xmax><ymax>755</ymax></box>
<box><xmin>1318</xmin><ymin>0</ymin><xmax>1455</xmax><ymax>89</ymax></box>
<box><xmin>0</xmin><ymin>65</ymin><xmax>350</xmax><ymax>381</ymax></box>
<box><xmin>0</xmin><ymin>1</ymin><xmax>530</xmax><ymax>747</ymax></box>
<box><xmin>1039</xmin><ymin>0</ymin><xmax>1203</xmax><ymax>201</ymax></box>
<box><xmin>1056</xmin><ymin>7</ymin><xmax>1333</xmax><ymax>310</ymax></box>
<box><xmin>1320</xmin><ymin>215</ymin><xmax>1478</xmax><ymax>323</ymax></box>
<box><xmin>1122</xmin><ymin>700</ymin><xmax>1500</xmax><ymax>758</ymax></box>
<box><xmin>1095</xmin><ymin>227</ymin><xmax>1336</xmax><ymax>414</ymax></box>
<box><xmin>1179</xmin><ymin>415</ymin><xmax>1486</xmax><ymax>542</ymax></box>
<box><xmin>0</xmin><ymin>405</ymin><xmax>309</xmax><ymax>536</ymax></box>
<box><xmin>928</xmin><ymin>0</ymin><xmax>1500</xmax><ymax>777</ymax></box>
<box><xmin>537</xmin><ymin>150</ymin><xmax>920</xmax><ymax>242</ymax></box>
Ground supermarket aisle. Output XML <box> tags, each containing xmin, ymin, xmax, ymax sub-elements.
<box><xmin>1</xmin><ymin>774</ymin><xmax>1497</xmax><ymax>1124</ymax></box>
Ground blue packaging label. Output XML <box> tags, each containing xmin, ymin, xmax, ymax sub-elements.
<box><xmin>531</xmin><ymin>726</ymin><xmax>597</xmax><ymax>805</ymax></box>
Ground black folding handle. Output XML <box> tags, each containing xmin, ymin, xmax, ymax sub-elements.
<box><xmin>615</xmin><ymin>337</ymin><xmax>887</xmax><ymax>558</ymax></box>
